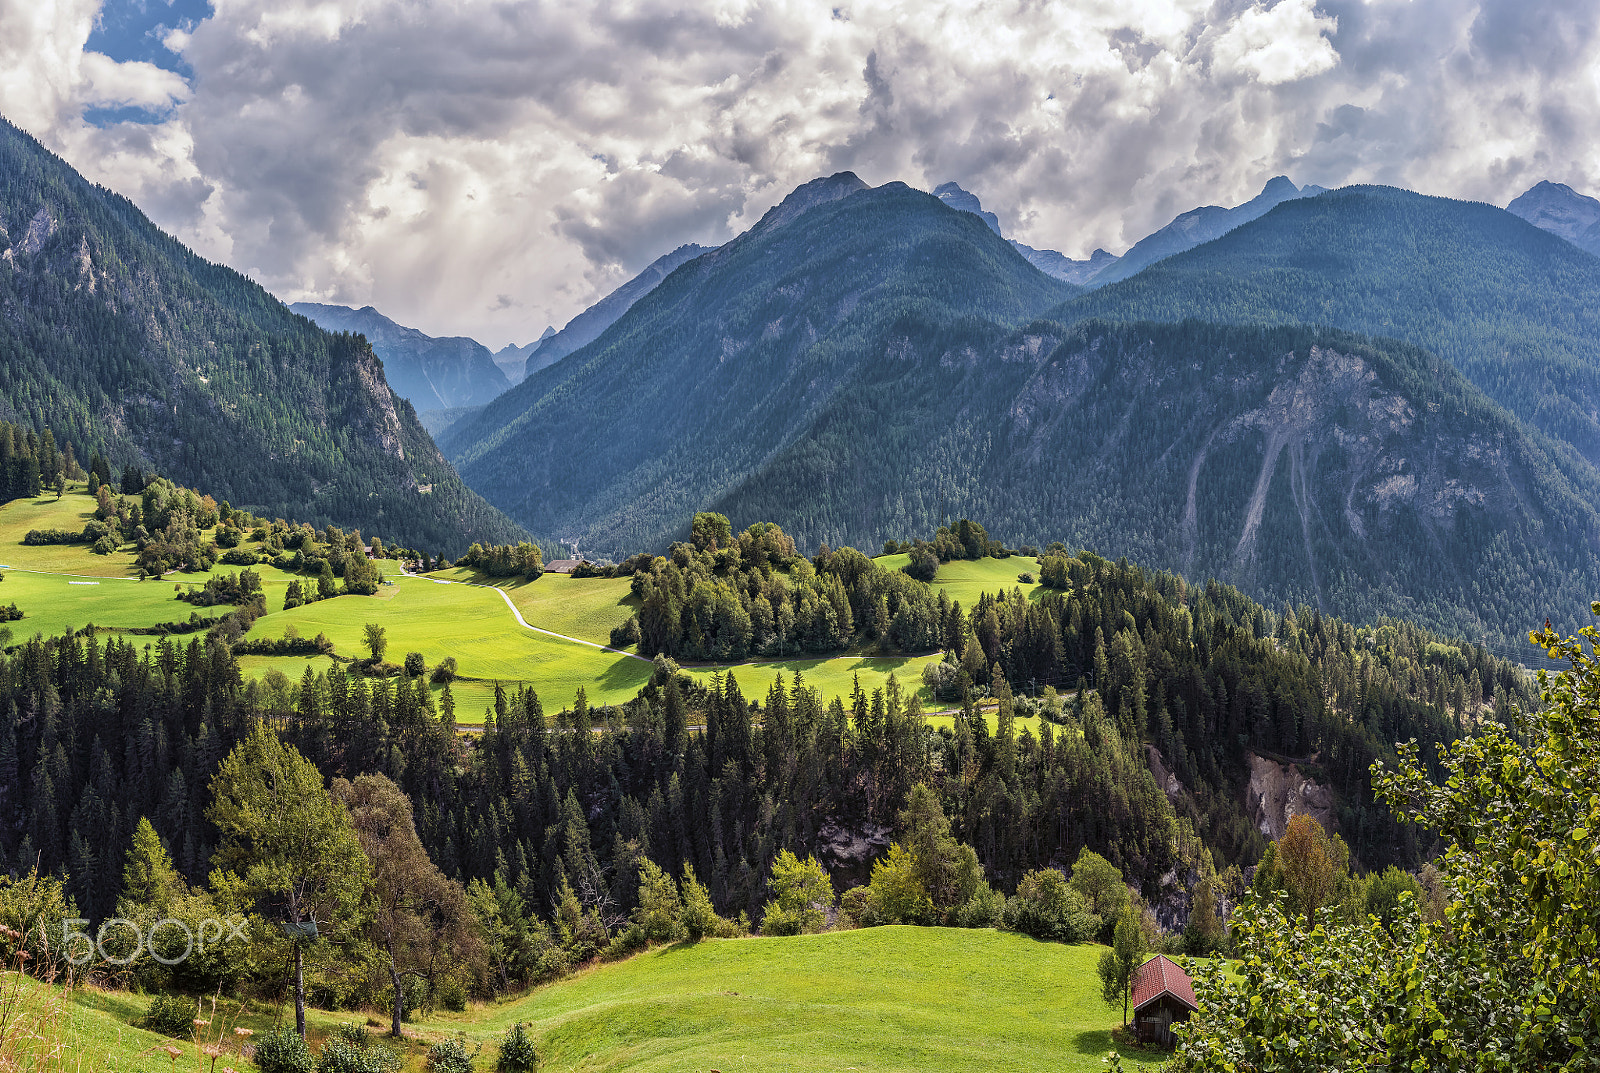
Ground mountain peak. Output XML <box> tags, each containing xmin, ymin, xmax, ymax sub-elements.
<box><xmin>1506</xmin><ymin>179</ymin><xmax>1600</xmax><ymax>256</ymax></box>
<box><xmin>933</xmin><ymin>182</ymin><xmax>1002</xmax><ymax>235</ymax></box>
<box><xmin>1260</xmin><ymin>175</ymin><xmax>1298</xmax><ymax>199</ymax></box>
<box><xmin>753</xmin><ymin>172</ymin><xmax>871</xmax><ymax>234</ymax></box>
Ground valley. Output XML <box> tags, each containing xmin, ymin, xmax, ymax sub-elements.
<box><xmin>1</xmin><ymin>33</ymin><xmax>1598</xmax><ymax>1068</ymax></box>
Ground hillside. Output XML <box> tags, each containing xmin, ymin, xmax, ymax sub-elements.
<box><xmin>723</xmin><ymin>319</ymin><xmax>1600</xmax><ymax>641</ymax></box>
<box><xmin>1</xmin><ymin>929</ymin><xmax>1162</xmax><ymax>1072</ymax></box>
<box><xmin>290</xmin><ymin>302</ymin><xmax>510</xmax><ymax>410</ymax></box>
<box><xmin>0</xmin><ymin>114</ymin><xmax>525</xmax><ymax>555</ymax></box>
<box><xmin>439</xmin><ymin>171</ymin><xmax>1598</xmax><ymax>641</ymax></box>
<box><xmin>1055</xmin><ymin>185</ymin><xmax>1600</xmax><ymax>467</ymax></box>
<box><xmin>424</xmin><ymin>928</ymin><xmax>1162</xmax><ymax>1072</ymax></box>
<box><xmin>522</xmin><ymin>243</ymin><xmax>713</xmax><ymax>378</ymax></box>
<box><xmin>1086</xmin><ymin>176</ymin><xmax>1323</xmax><ymax>286</ymax></box>
<box><xmin>441</xmin><ymin>174</ymin><xmax>1077</xmax><ymax>554</ymax></box>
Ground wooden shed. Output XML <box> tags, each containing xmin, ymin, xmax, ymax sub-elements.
<box><xmin>1130</xmin><ymin>954</ymin><xmax>1198</xmax><ymax>1048</ymax></box>
<box><xmin>544</xmin><ymin>559</ymin><xmax>581</xmax><ymax>574</ymax></box>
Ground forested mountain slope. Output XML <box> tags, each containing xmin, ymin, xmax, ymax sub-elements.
<box><xmin>443</xmin><ymin>172</ymin><xmax>1595</xmax><ymax>643</ymax></box>
<box><xmin>1086</xmin><ymin>176</ymin><xmax>1323</xmax><ymax>286</ymax></box>
<box><xmin>290</xmin><ymin>302</ymin><xmax>510</xmax><ymax>409</ymax></box>
<box><xmin>711</xmin><ymin>319</ymin><xmax>1600</xmax><ymax>643</ymax></box>
<box><xmin>1055</xmin><ymin>186</ymin><xmax>1600</xmax><ymax>467</ymax></box>
<box><xmin>521</xmin><ymin>242</ymin><xmax>712</xmax><ymax>378</ymax></box>
<box><xmin>0</xmin><ymin>114</ymin><xmax>524</xmax><ymax>554</ymax></box>
<box><xmin>441</xmin><ymin>174</ymin><xmax>1078</xmax><ymax>551</ymax></box>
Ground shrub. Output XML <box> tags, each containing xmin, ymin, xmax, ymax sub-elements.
<box><xmin>253</xmin><ymin>1026</ymin><xmax>316</xmax><ymax>1073</ymax></box>
<box><xmin>1004</xmin><ymin>868</ymin><xmax>1100</xmax><ymax>943</ymax></box>
<box><xmin>430</xmin><ymin>657</ymin><xmax>458</xmax><ymax>684</ymax></box>
<box><xmin>221</xmin><ymin>547</ymin><xmax>261</xmax><ymax>566</ymax></box>
<box><xmin>426</xmin><ymin>1036</ymin><xmax>480</xmax><ymax>1073</ymax></box>
<box><xmin>1016</xmin><ymin>572</ymin><xmax>1034</xmax><ymax>584</ymax></box>
<box><xmin>496</xmin><ymin>1023</ymin><xmax>539</xmax><ymax>1073</ymax></box>
<box><xmin>956</xmin><ymin>881</ymin><xmax>1006</xmax><ymax>928</ymax></box>
<box><xmin>315</xmin><ymin>1036</ymin><xmax>401</xmax><ymax>1073</ymax></box>
<box><xmin>902</xmin><ymin>545</ymin><xmax>938</xmax><ymax>582</ymax></box>
<box><xmin>139</xmin><ymin>993</ymin><xmax>197</xmax><ymax>1038</ymax></box>
<box><xmin>437</xmin><ymin>974</ymin><xmax>469</xmax><ymax>1012</ymax></box>
<box><xmin>403</xmin><ymin>651</ymin><xmax>426</xmax><ymax>678</ymax></box>
<box><xmin>609</xmin><ymin>618</ymin><xmax>641</xmax><ymax>647</ymax></box>
<box><xmin>22</xmin><ymin>528</ymin><xmax>82</xmax><ymax>545</ymax></box>
<box><xmin>92</xmin><ymin>534</ymin><xmax>117</xmax><ymax>554</ymax></box>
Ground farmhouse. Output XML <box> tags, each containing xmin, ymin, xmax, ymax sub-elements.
<box><xmin>1130</xmin><ymin>954</ymin><xmax>1197</xmax><ymax>1047</ymax></box>
<box><xmin>544</xmin><ymin>559</ymin><xmax>582</xmax><ymax>574</ymax></box>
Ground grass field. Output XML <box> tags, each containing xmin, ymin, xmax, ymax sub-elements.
<box><xmin>421</xmin><ymin>927</ymin><xmax>1166</xmax><ymax>1072</ymax></box>
<box><xmin>0</xmin><ymin>492</ymin><xmax>1051</xmax><ymax>721</ymax></box>
<box><xmin>18</xmin><ymin>928</ymin><xmax>1167</xmax><ymax>1072</ymax></box>
<box><xmin>3</xmin><ymin>970</ymin><xmax>435</xmax><ymax>1073</ymax></box>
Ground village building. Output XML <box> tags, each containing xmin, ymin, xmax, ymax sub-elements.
<box><xmin>1130</xmin><ymin>954</ymin><xmax>1198</xmax><ymax>1048</ymax></box>
<box><xmin>544</xmin><ymin>559</ymin><xmax>582</xmax><ymax>574</ymax></box>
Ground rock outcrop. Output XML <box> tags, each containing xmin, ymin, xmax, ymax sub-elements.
<box><xmin>1246</xmin><ymin>753</ymin><xmax>1334</xmax><ymax>840</ymax></box>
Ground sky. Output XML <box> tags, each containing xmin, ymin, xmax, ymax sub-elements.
<box><xmin>3</xmin><ymin>0</ymin><xmax>1599</xmax><ymax>349</ymax></box>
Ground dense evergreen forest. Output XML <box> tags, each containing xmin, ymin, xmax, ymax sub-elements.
<box><xmin>1</xmin><ymin>526</ymin><xmax>1530</xmax><ymax>951</ymax></box>
<box><xmin>0</xmin><ymin>115</ymin><xmax>524</xmax><ymax>555</ymax></box>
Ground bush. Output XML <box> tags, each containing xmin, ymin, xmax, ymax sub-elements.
<box><xmin>1005</xmin><ymin>868</ymin><xmax>1100</xmax><ymax>943</ymax></box>
<box><xmin>253</xmin><ymin>1026</ymin><xmax>316</xmax><ymax>1073</ymax></box>
<box><xmin>956</xmin><ymin>881</ymin><xmax>1006</xmax><ymax>928</ymax></box>
<box><xmin>426</xmin><ymin>1036</ymin><xmax>480</xmax><ymax>1073</ymax></box>
<box><xmin>902</xmin><ymin>545</ymin><xmax>938</xmax><ymax>582</ymax></box>
<box><xmin>403</xmin><ymin>651</ymin><xmax>427</xmax><ymax>678</ymax></box>
<box><xmin>92</xmin><ymin>535</ymin><xmax>117</xmax><ymax>554</ymax></box>
<box><xmin>430</xmin><ymin>657</ymin><xmax>459</xmax><ymax>684</ymax></box>
<box><xmin>496</xmin><ymin>1023</ymin><xmax>539</xmax><ymax>1073</ymax></box>
<box><xmin>139</xmin><ymin>993</ymin><xmax>197</xmax><ymax>1038</ymax></box>
<box><xmin>1016</xmin><ymin>572</ymin><xmax>1034</xmax><ymax>584</ymax></box>
<box><xmin>437</xmin><ymin>974</ymin><xmax>469</xmax><ymax>1012</ymax></box>
<box><xmin>315</xmin><ymin>1037</ymin><xmax>401</xmax><ymax>1073</ymax></box>
<box><xmin>221</xmin><ymin>547</ymin><xmax>261</xmax><ymax>566</ymax></box>
<box><xmin>22</xmin><ymin>528</ymin><xmax>82</xmax><ymax>545</ymax></box>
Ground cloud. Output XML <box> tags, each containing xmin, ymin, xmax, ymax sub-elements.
<box><xmin>2</xmin><ymin>0</ymin><xmax>1599</xmax><ymax>348</ymax></box>
<box><xmin>1213</xmin><ymin>0</ymin><xmax>1339</xmax><ymax>86</ymax></box>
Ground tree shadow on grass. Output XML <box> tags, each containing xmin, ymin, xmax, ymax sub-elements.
<box><xmin>1070</xmin><ymin>1028</ymin><xmax>1117</xmax><ymax>1055</ymax></box>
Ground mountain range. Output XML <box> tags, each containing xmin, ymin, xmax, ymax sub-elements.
<box><xmin>0</xmin><ymin>114</ymin><xmax>524</xmax><ymax>555</ymax></box>
<box><xmin>7</xmin><ymin>93</ymin><xmax>1600</xmax><ymax>642</ymax></box>
<box><xmin>289</xmin><ymin>302</ymin><xmax>510</xmax><ymax>410</ymax></box>
<box><xmin>440</xmin><ymin>171</ymin><xmax>1600</xmax><ymax>643</ymax></box>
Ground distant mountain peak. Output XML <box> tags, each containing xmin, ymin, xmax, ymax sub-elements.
<box><xmin>932</xmin><ymin>180</ymin><xmax>1111</xmax><ymax>285</ymax></box>
<box><xmin>934</xmin><ymin>182</ymin><xmax>1002</xmax><ymax>235</ymax></box>
<box><xmin>753</xmin><ymin>172</ymin><xmax>871</xmax><ymax>234</ymax></box>
<box><xmin>289</xmin><ymin>302</ymin><xmax>508</xmax><ymax>409</ymax></box>
<box><xmin>1506</xmin><ymin>180</ymin><xmax>1600</xmax><ymax>258</ymax></box>
<box><xmin>1259</xmin><ymin>175</ymin><xmax>1298</xmax><ymax>198</ymax></box>
<box><xmin>1088</xmin><ymin>175</ymin><xmax>1315</xmax><ymax>286</ymax></box>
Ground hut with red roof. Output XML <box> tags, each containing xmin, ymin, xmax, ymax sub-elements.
<box><xmin>1129</xmin><ymin>954</ymin><xmax>1198</xmax><ymax>1047</ymax></box>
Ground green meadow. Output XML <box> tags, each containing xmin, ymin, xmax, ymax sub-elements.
<box><xmin>424</xmin><ymin>926</ymin><xmax>1163</xmax><ymax>1072</ymax></box>
<box><xmin>26</xmin><ymin>927</ymin><xmax>1162</xmax><ymax>1072</ymax></box>
<box><xmin>0</xmin><ymin>491</ymin><xmax>1052</xmax><ymax>722</ymax></box>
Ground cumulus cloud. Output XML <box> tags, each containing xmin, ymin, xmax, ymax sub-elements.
<box><xmin>3</xmin><ymin>0</ymin><xmax>1600</xmax><ymax>348</ymax></box>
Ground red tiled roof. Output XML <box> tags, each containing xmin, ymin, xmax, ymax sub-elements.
<box><xmin>1130</xmin><ymin>954</ymin><xmax>1198</xmax><ymax>1014</ymax></box>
